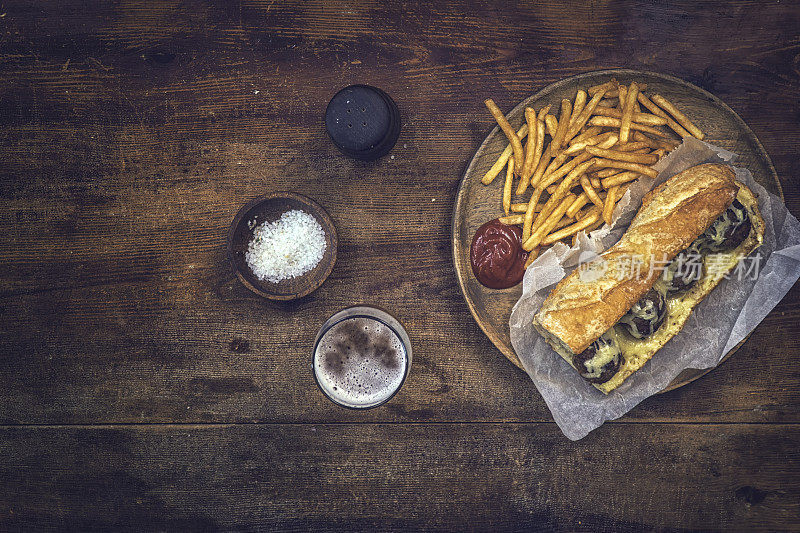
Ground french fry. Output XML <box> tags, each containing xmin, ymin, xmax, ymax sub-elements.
<box><xmin>614</xmin><ymin>141</ymin><xmax>650</xmax><ymax>152</ymax></box>
<box><xmin>485</xmin><ymin>99</ymin><xmax>525</xmax><ymax>177</ymax></box>
<box><xmin>632</xmin><ymin>130</ymin><xmax>679</xmax><ymax>151</ymax></box>
<box><xmin>596</xmin><ymin>169</ymin><xmax>622</xmax><ymax>179</ymax></box>
<box><xmin>550</xmin><ymin>98</ymin><xmax>572</xmax><ymax>152</ymax></box>
<box><xmin>547</xmin><ymin>160</ymin><xmax>597</xmax><ymax>216</ymax></box>
<box><xmin>583</xmin><ymin>209</ymin><xmax>605</xmax><ymax>224</ymax></box>
<box><xmin>522</xmin><ymin>187</ymin><xmax>545</xmax><ymax>242</ymax></box>
<box><xmin>575</xmin><ymin>203</ymin><xmax>597</xmax><ymax>221</ymax></box>
<box><xmin>529</xmin><ymin>113</ymin><xmax>546</xmax><ymax>182</ymax></box>
<box><xmin>564</xmin><ymin>131</ymin><xmax>618</xmax><ymax>155</ymax></box>
<box><xmin>542</xmin><ymin>209</ymin><xmax>602</xmax><ymax>245</ymax></box>
<box><xmin>548</xmin><ymin>182</ymin><xmax>581</xmax><ymax>195</ymax></box>
<box><xmin>523</xmin><ymin>247</ymin><xmax>539</xmax><ymax>268</ymax></box>
<box><xmin>596</xmin><ymin>167</ymin><xmax>633</xmax><ymax>178</ymax></box>
<box><xmin>601</xmin><ymin>170</ymin><xmax>639</xmax><ymax>189</ymax></box>
<box><xmin>528</xmin><ymin>145</ymin><xmax>553</xmax><ymax>189</ymax></box>
<box><xmin>532</xmin><ymin>169</ymin><xmax>586</xmax><ymax>232</ymax></box>
<box><xmin>545</xmin><ymin>115</ymin><xmax>558</xmax><ymax>137</ymax></box>
<box><xmin>568</xmin><ymin>125</ymin><xmax>603</xmax><ymax>147</ymax></box>
<box><xmin>544</xmin><ymin>194</ymin><xmax>576</xmax><ymax>229</ymax></box>
<box><xmin>617</xmin><ymin>84</ymin><xmax>627</xmax><ymax>110</ymax></box>
<box><xmin>585</xmin><ymin>146</ymin><xmax>658</xmax><ymax>165</ymax></box>
<box><xmin>566</xmin><ymin>193</ymin><xmax>590</xmax><ymax>218</ymax></box>
<box><xmin>538</xmin><ymin>105</ymin><xmax>552</xmax><ymax>120</ymax></box>
<box><xmin>517</xmin><ymin>108</ymin><xmax>538</xmax><ymax>194</ymax></box>
<box><xmin>580</xmin><ymin>175</ymin><xmax>604</xmax><ymax>207</ymax></box>
<box><xmin>634</xmin><ymin>112</ymin><xmax>664</xmax><ymax>126</ymax></box>
<box><xmin>481</xmin><ymin>79</ymin><xmax>705</xmax><ymax>257</ymax></box>
<box><xmin>530</xmin><ymin>188</ymin><xmax>562</xmax><ymax>232</ymax></box>
<box><xmin>600</xmin><ymin>82</ymin><xmax>646</xmax><ymax>100</ymax></box>
<box><xmin>603</xmin><ymin>185</ymin><xmax>619</xmax><ymax>225</ymax></box>
<box><xmin>588</xmin><ymin>116</ymin><xmax>671</xmax><ymax>138</ymax></box>
<box><xmin>592</xmin><ymin>157</ymin><xmax>658</xmax><ymax>178</ymax></box>
<box><xmin>517</xmin><ymin>111</ymin><xmax>548</xmax><ymax>193</ymax></box>
<box><xmin>588</xmin><ymin>79</ymin><xmax>617</xmax><ymax>96</ymax></box>
<box><xmin>571</xmin><ymin>90</ymin><xmax>587</xmax><ymax>124</ymax></box>
<box><xmin>541</xmin><ymin>150</ymin><xmax>571</xmax><ymax>184</ymax></box>
<box><xmin>547</xmin><ymin>217</ymin><xmax>577</xmax><ymax>245</ymax></box>
<box><xmin>650</xmin><ymin>93</ymin><xmax>704</xmax><ymax>140</ymax></box>
<box><xmin>636</xmin><ymin>93</ymin><xmax>692</xmax><ymax>138</ymax></box>
<box><xmin>503</xmin><ymin>157</ymin><xmax>514</xmax><ymax>215</ymax></box>
<box><xmin>552</xmin><ymin>215</ymin><xmax>574</xmax><ymax>232</ymax></box>
<box><xmin>481</xmin><ymin>123</ymin><xmax>528</xmax><ymax>184</ymax></box>
<box><xmin>539</xmin><ymin>151</ymin><xmax>594</xmax><ymax>191</ymax></box>
<box><xmin>592</xmin><ymin>106</ymin><xmax>668</xmax><ymax>126</ymax></box>
<box><xmin>498</xmin><ymin>214</ymin><xmax>524</xmax><ymax>225</ymax></box>
<box><xmin>523</xmin><ymin>194</ymin><xmax>576</xmax><ymax>251</ymax></box>
<box><xmin>596</xmin><ymin>133</ymin><xmax>619</xmax><ymax>150</ymax></box>
<box><xmin>616</xmin><ymin>83</ymin><xmax>647</xmax><ymax>104</ymax></box>
<box><xmin>583</xmin><ymin>213</ymin><xmax>605</xmax><ymax>228</ymax></box>
<box><xmin>564</xmin><ymin>88</ymin><xmax>609</xmax><ymax>144</ymax></box>
<box><xmin>510</xmin><ymin>203</ymin><xmax>532</xmax><ymax>212</ymax></box>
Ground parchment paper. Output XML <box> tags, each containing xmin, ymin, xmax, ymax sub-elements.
<box><xmin>509</xmin><ymin>137</ymin><xmax>800</xmax><ymax>440</ymax></box>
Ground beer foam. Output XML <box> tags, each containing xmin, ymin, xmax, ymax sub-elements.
<box><xmin>314</xmin><ymin>317</ymin><xmax>407</xmax><ymax>408</ymax></box>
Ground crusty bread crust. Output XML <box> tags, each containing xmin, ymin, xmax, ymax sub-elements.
<box><xmin>534</xmin><ymin>163</ymin><xmax>739</xmax><ymax>355</ymax></box>
<box><xmin>591</xmin><ymin>183</ymin><xmax>765</xmax><ymax>393</ymax></box>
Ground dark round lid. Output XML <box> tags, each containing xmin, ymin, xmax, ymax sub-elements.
<box><xmin>325</xmin><ymin>85</ymin><xmax>400</xmax><ymax>160</ymax></box>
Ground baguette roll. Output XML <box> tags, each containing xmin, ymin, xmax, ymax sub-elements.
<box><xmin>533</xmin><ymin>163</ymin><xmax>765</xmax><ymax>393</ymax></box>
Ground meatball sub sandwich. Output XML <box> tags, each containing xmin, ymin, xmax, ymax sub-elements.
<box><xmin>533</xmin><ymin>163</ymin><xmax>765</xmax><ymax>393</ymax></box>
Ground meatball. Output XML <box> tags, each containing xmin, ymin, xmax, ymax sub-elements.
<box><xmin>572</xmin><ymin>332</ymin><xmax>623</xmax><ymax>384</ymax></box>
<box><xmin>662</xmin><ymin>244</ymin><xmax>703</xmax><ymax>295</ymax></box>
<box><xmin>618</xmin><ymin>288</ymin><xmax>667</xmax><ymax>339</ymax></box>
<box><xmin>700</xmin><ymin>199</ymin><xmax>752</xmax><ymax>252</ymax></box>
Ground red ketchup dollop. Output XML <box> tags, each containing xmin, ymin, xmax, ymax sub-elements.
<box><xmin>470</xmin><ymin>219</ymin><xmax>529</xmax><ymax>289</ymax></box>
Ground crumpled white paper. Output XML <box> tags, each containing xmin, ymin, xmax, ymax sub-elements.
<box><xmin>509</xmin><ymin>137</ymin><xmax>800</xmax><ymax>440</ymax></box>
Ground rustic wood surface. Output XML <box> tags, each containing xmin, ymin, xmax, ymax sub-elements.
<box><xmin>1</xmin><ymin>1</ymin><xmax>798</xmax><ymax>530</ymax></box>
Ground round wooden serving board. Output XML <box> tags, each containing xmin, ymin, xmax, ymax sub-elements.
<box><xmin>452</xmin><ymin>69</ymin><xmax>782</xmax><ymax>393</ymax></box>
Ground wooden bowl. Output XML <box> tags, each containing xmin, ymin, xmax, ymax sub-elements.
<box><xmin>227</xmin><ymin>192</ymin><xmax>337</xmax><ymax>300</ymax></box>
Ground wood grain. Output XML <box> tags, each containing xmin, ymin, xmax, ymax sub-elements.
<box><xmin>0</xmin><ymin>0</ymin><xmax>799</xmax><ymax>529</ymax></box>
<box><xmin>0</xmin><ymin>424</ymin><xmax>798</xmax><ymax>531</ymax></box>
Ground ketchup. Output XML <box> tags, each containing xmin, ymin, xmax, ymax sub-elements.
<box><xmin>470</xmin><ymin>219</ymin><xmax>529</xmax><ymax>289</ymax></box>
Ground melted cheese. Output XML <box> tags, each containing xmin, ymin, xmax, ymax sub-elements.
<box><xmin>594</xmin><ymin>188</ymin><xmax>762</xmax><ymax>394</ymax></box>
<box><xmin>581</xmin><ymin>333</ymin><xmax>621</xmax><ymax>379</ymax></box>
<box><xmin>705</xmin><ymin>216</ymin><xmax>735</xmax><ymax>249</ymax></box>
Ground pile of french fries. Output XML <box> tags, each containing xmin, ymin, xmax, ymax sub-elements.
<box><xmin>482</xmin><ymin>79</ymin><xmax>704</xmax><ymax>267</ymax></box>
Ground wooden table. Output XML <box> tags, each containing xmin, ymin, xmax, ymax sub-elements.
<box><xmin>2</xmin><ymin>1</ymin><xmax>799</xmax><ymax>530</ymax></box>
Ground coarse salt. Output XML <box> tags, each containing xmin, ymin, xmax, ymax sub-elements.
<box><xmin>245</xmin><ymin>210</ymin><xmax>326</xmax><ymax>282</ymax></box>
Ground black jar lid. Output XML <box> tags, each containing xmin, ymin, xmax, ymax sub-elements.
<box><xmin>325</xmin><ymin>85</ymin><xmax>401</xmax><ymax>161</ymax></box>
